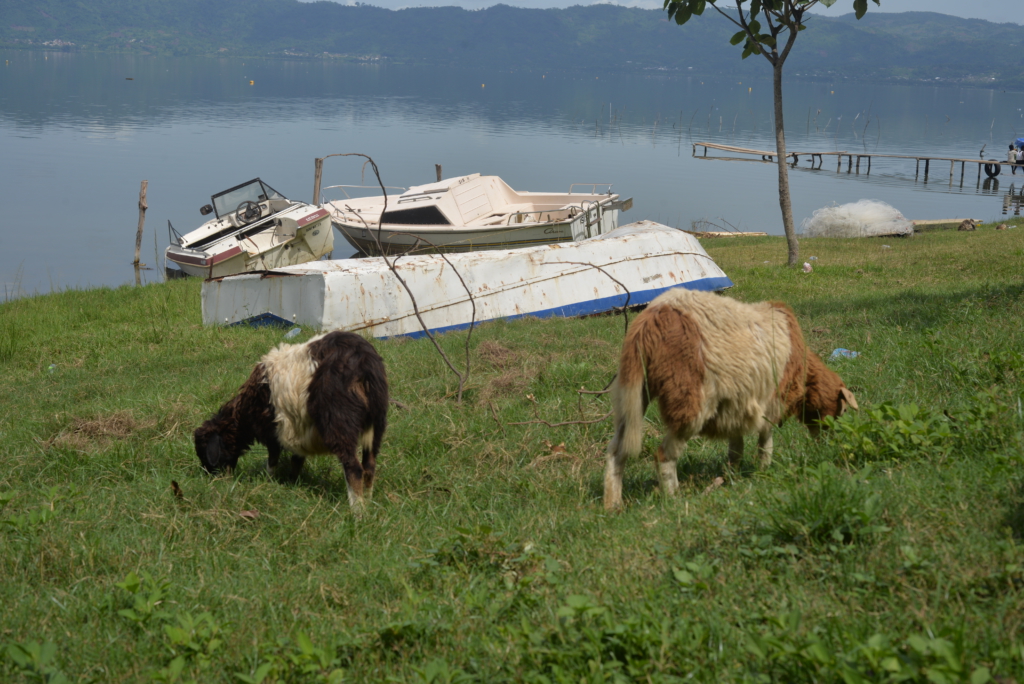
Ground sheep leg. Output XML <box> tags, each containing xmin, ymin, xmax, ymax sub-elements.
<box><xmin>332</xmin><ymin>445</ymin><xmax>365</xmax><ymax>512</ymax></box>
<box><xmin>727</xmin><ymin>435</ymin><xmax>745</xmax><ymax>466</ymax></box>
<box><xmin>603</xmin><ymin>423</ymin><xmax>629</xmax><ymax>511</ymax></box>
<box><xmin>267</xmin><ymin>443</ymin><xmax>281</xmax><ymax>475</ymax></box>
<box><xmin>756</xmin><ymin>429</ymin><xmax>774</xmax><ymax>468</ymax></box>
<box><xmin>655</xmin><ymin>434</ymin><xmax>685</xmax><ymax>498</ymax></box>
<box><xmin>289</xmin><ymin>455</ymin><xmax>306</xmax><ymax>477</ymax></box>
<box><xmin>359</xmin><ymin>427</ymin><xmax>376</xmax><ymax>502</ymax></box>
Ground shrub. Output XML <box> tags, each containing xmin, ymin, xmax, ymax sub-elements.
<box><xmin>822</xmin><ymin>403</ymin><xmax>954</xmax><ymax>463</ymax></box>
<box><xmin>758</xmin><ymin>464</ymin><xmax>889</xmax><ymax>549</ymax></box>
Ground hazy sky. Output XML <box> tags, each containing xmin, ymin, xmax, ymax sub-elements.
<box><xmin>311</xmin><ymin>0</ymin><xmax>1022</xmax><ymax>24</ymax></box>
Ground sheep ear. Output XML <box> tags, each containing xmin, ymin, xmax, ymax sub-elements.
<box><xmin>839</xmin><ymin>387</ymin><xmax>859</xmax><ymax>413</ymax></box>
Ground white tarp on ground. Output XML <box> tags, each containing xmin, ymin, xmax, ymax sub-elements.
<box><xmin>801</xmin><ymin>200</ymin><xmax>914</xmax><ymax>238</ymax></box>
<box><xmin>201</xmin><ymin>220</ymin><xmax>733</xmax><ymax>338</ymax></box>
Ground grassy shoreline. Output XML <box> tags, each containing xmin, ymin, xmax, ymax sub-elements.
<box><xmin>2</xmin><ymin>226</ymin><xmax>1024</xmax><ymax>682</ymax></box>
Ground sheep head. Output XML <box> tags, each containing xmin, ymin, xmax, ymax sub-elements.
<box><xmin>799</xmin><ymin>356</ymin><xmax>858</xmax><ymax>435</ymax></box>
<box><xmin>194</xmin><ymin>422</ymin><xmax>239</xmax><ymax>474</ymax></box>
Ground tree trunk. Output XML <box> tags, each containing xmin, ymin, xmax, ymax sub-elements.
<box><xmin>772</xmin><ymin>63</ymin><xmax>799</xmax><ymax>266</ymax></box>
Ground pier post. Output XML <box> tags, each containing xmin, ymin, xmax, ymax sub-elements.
<box><xmin>313</xmin><ymin>157</ymin><xmax>323</xmax><ymax>204</ymax></box>
<box><xmin>837</xmin><ymin>156</ymin><xmax>842</xmax><ymax>173</ymax></box>
<box><xmin>856</xmin><ymin>156</ymin><xmax>861</xmax><ymax>173</ymax></box>
<box><xmin>847</xmin><ymin>155</ymin><xmax>852</xmax><ymax>173</ymax></box>
<box><xmin>978</xmin><ymin>163</ymin><xmax>982</xmax><ymax>183</ymax></box>
<box><xmin>133</xmin><ymin>180</ymin><xmax>148</xmax><ymax>267</ymax></box>
<box><xmin>133</xmin><ymin>180</ymin><xmax>148</xmax><ymax>287</ymax></box>
<box><xmin>949</xmin><ymin>159</ymin><xmax>955</xmax><ymax>185</ymax></box>
<box><xmin>867</xmin><ymin>156</ymin><xmax>871</xmax><ymax>174</ymax></box>
<box><xmin>916</xmin><ymin>159</ymin><xmax>920</xmax><ymax>177</ymax></box>
<box><xmin>925</xmin><ymin>159</ymin><xmax>930</xmax><ymax>178</ymax></box>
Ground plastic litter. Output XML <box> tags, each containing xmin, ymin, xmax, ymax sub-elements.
<box><xmin>802</xmin><ymin>262</ymin><xmax>813</xmax><ymax>273</ymax></box>
<box><xmin>881</xmin><ymin>244</ymin><xmax>892</xmax><ymax>249</ymax></box>
<box><xmin>830</xmin><ymin>348</ymin><xmax>860</xmax><ymax>359</ymax></box>
<box><xmin>47</xmin><ymin>364</ymin><xmax>56</xmax><ymax>374</ymax></box>
<box><xmin>809</xmin><ymin>256</ymin><xmax>818</xmax><ymax>260</ymax></box>
<box><xmin>801</xmin><ymin>200</ymin><xmax>914</xmax><ymax>238</ymax></box>
<box><xmin>284</xmin><ymin>327</ymin><xmax>302</xmax><ymax>339</ymax></box>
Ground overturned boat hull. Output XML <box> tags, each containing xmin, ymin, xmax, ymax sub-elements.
<box><xmin>200</xmin><ymin>221</ymin><xmax>733</xmax><ymax>339</ymax></box>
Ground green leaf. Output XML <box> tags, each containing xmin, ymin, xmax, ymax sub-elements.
<box><xmin>971</xmin><ymin>667</ymin><xmax>992</xmax><ymax>684</ymax></box>
<box><xmin>730</xmin><ymin>30</ymin><xmax>747</xmax><ymax>46</ymax></box>
<box><xmin>117</xmin><ymin>571</ymin><xmax>141</xmax><ymax>595</ymax></box>
<box><xmin>907</xmin><ymin>634</ymin><xmax>930</xmax><ymax>655</ymax></box>
<box><xmin>164</xmin><ymin>625</ymin><xmax>190</xmax><ymax>644</ymax></box>
<box><xmin>6</xmin><ymin>643</ymin><xmax>32</xmax><ymax>668</ymax></box>
<box><xmin>804</xmin><ymin>641</ymin><xmax>831</xmax><ymax>664</ymax></box>
<box><xmin>166</xmin><ymin>656</ymin><xmax>186</xmax><ymax>680</ymax></box>
<box><xmin>295</xmin><ymin>632</ymin><xmax>315</xmax><ymax>655</ymax></box>
<box><xmin>853</xmin><ymin>0</ymin><xmax>868</xmax><ymax>20</ymax></box>
<box><xmin>744</xmin><ymin>633</ymin><xmax>767</xmax><ymax>660</ymax></box>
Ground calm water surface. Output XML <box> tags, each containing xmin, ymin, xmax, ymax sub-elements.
<box><xmin>3</xmin><ymin>50</ymin><xmax>1024</xmax><ymax>296</ymax></box>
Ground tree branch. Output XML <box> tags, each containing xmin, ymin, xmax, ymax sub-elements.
<box><xmin>318</xmin><ymin>153</ymin><xmax>473</xmax><ymax>402</ymax></box>
<box><xmin>734</xmin><ymin>1</ymin><xmax>777</xmax><ymax>68</ymax></box>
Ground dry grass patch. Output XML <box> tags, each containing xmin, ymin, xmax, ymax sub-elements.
<box><xmin>476</xmin><ymin>340</ymin><xmax>543</xmax><ymax>403</ymax></box>
<box><xmin>46</xmin><ymin>410</ymin><xmax>156</xmax><ymax>451</ymax></box>
<box><xmin>477</xmin><ymin>340</ymin><xmax>520</xmax><ymax>369</ymax></box>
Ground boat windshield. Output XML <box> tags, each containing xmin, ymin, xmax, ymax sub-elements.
<box><xmin>211</xmin><ymin>179</ymin><xmax>287</xmax><ymax>218</ymax></box>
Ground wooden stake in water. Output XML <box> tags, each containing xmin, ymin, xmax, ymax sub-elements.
<box><xmin>134</xmin><ymin>180</ymin><xmax>148</xmax><ymax>266</ymax></box>
<box><xmin>435</xmin><ymin>164</ymin><xmax>442</xmax><ymax>182</ymax></box>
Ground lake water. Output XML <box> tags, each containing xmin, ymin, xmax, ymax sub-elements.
<box><xmin>3</xmin><ymin>50</ymin><xmax>1024</xmax><ymax>296</ymax></box>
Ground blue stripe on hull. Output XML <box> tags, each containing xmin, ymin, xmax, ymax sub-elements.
<box><xmin>399</xmin><ymin>276</ymin><xmax>733</xmax><ymax>339</ymax></box>
<box><xmin>235</xmin><ymin>276</ymin><xmax>734</xmax><ymax>338</ymax></box>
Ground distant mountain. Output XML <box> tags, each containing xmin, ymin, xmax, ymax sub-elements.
<box><xmin>2</xmin><ymin>1</ymin><xmax>1022</xmax><ymax>87</ymax></box>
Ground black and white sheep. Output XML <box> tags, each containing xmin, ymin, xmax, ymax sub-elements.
<box><xmin>194</xmin><ymin>330</ymin><xmax>388</xmax><ymax>511</ymax></box>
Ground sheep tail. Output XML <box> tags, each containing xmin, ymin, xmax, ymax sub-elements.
<box><xmin>610</xmin><ymin>315</ymin><xmax>652</xmax><ymax>461</ymax></box>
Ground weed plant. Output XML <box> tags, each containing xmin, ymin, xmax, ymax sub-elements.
<box><xmin>1</xmin><ymin>225</ymin><xmax>1023</xmax><ymax>681</ymax></box>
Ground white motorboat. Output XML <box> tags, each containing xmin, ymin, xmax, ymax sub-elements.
<box><xmin>165</xmin><ymin>178</ymin><xmax>334</xmax><ymax>278</ymax></box>
<box><xmin>325</xmin><ymin>174</ymin><xmax>632</xmax><ymax>256</ymax></box>
<box><xmin>201</xmin><ymin>221</ymin><xmax>732</xmax><ymax>338</ymax></box>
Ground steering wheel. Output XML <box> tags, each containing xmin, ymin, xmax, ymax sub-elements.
<box><xmin>235</xmin><ymin>200</ymin><xmax>264</xmax><ymax>225</ymax></box>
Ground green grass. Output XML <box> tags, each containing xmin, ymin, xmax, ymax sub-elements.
<box><xmin>2</xmin><ymin>223</ymin><xmax>1024</xmax><ymax>682</ymax></box>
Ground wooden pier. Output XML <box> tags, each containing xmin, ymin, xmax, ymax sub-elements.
<box><xmin>693</xmin><ymin>142</ymin><xmax>1011</xmax><ymax>184</ymax></box>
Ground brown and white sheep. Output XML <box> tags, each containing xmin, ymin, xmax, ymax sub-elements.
<box><xmin>603</xmin><ymin>288</ymin><xmax>857</xmax><ymax>510</ymax></box>
<box><xmin>194</xmin><ymin>330</ymin><xmax>388</xmax><ymax>512</ymax></box>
